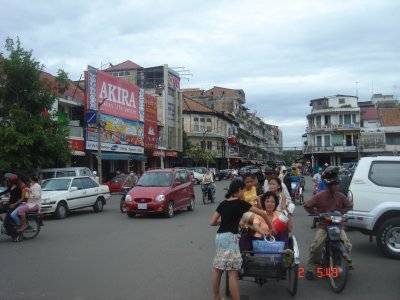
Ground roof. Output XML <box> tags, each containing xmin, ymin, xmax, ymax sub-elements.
<box><xmin>360</xmin><ymin>107</ymin><xmax>379</xmax><ymax>120</ymax></box>
<box><xmin>104</xmin><ymin>60</ymin><xmax>142</xmax><ymax>72</ymax></box>
<box><xmin>40</xmin><ymin>72</ymin><xmax>85</xmax><ymax>103</ymax></box>
<box><xmin>203</xmin><ymin>86</ymin><xmax>245</xmax><ymax>97</ymax></box>
<box><xmin>379</xmin><ymin>108</ymin><xmax>400</xmax><ymax>126</ymax></box>
<box><xmin>182</xmin><ymin>95</ymin><xmax>214</xmax><ymax>113</ymax></box>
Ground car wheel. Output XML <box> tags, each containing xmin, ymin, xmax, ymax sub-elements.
<box><xmin>376</xmin><ymin>218</ymin><xmax>400</xmax><ymax>258</ymax></box>
<box><xmin>127</xmin><ymin>212</ymin><xmax>136</xmax><ymax>218</ymax></box>
<box><xmin>165</xmin><ymin>201</ymin><xmax>174</xmax><ymax>218</ymax></box>
<box><xmin>187</xmin><ymin>197</ymin><xmax>195</xmax><ymax>211</ymax></box>
<box><xmin>55</xmin><ymin>202</ymin><xmax>68</xmax><ymax>219</ymax></box>
<box><xmin>93</xmin><ymin>198</ymin><xmax>104</xmax><ymax>213</ymax></box>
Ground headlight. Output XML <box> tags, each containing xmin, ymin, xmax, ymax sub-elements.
<box><xmin>42</xmin><ymin>198</ymin><xmax>51</xmax><ymax>204</ymax></box>
<box><xmin>155</xmin><ymin>195</ymin><xmax>165</xmax><ymax>202</ymax></box>
<box><xmin>125</xmin><ymin>195</ymin><xmax>132</xmax><ymax>202</ymax></box>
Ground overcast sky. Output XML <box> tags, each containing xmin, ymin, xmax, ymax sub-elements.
<box><xmin>1</xmin><ymin>0</ymin><xmax>399</xmax><ymax>147</ymax></box>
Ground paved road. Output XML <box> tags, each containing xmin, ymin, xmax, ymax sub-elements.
<box><xmin>0</xmin><ymin>177</ymin><xmax>398</xmax><ymax>300</ymax></box>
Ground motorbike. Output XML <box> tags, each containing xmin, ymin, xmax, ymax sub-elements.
<box><xmin>120</xmin><ymin>185</ymin><xmax>132</xmax><ymax>213</ymax></box>
<box><xmin>311</xmin><ymin>212</ymin><xmax>353</xmax><ymax>293</ymax></box>
<box><xmin>201</xmin><ymin>182</ymin><xmax>215</xmax><ymax>204</ymax></box>
<box><xmin>1</xmin><ymin>211</ymin><xmax>43</xmax><ymax>241</ymax></box>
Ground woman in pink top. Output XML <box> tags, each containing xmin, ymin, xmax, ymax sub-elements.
<box><xmin>17</xmin><ymin>175</ymin><xmax>41</xmax><ymax>231</ymax></box>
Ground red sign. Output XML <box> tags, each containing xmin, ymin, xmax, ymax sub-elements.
<box><xmin>165</xmin><ymin>151</ymin><xmax>178</xmax><ymax>157</ymax></box>
<box><xmin>144</xmin><ymin>94</ymin><xmax>158</xmax><ymax>149</ymax></box>
<box><xmin>68</xmin><ymin>139</ymin><xmax>85</xmax><ymax>151</ymax></box>
<box><xmin>87</xmin><ymin>66</ymin><xmax>142</xmax><ymax>122</ymax></box>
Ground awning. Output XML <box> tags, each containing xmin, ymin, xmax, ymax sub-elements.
<box><xmin>92</xmin><ymin>152</ymin><xmax>147</xmax><ymax>161</ymax></box>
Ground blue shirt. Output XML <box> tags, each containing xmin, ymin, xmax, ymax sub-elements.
<box><xmin>317</xmin><ymin>180</ymin><xmax>327</xmax><ymax>192</ymax></box>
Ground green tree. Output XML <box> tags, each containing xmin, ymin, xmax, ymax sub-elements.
<box><xmin>182</xmin><ymin>129</ymin><xmax>192</xmax><ymax>158</ymax></box>
<box><xmin>188</xmin><ymin>146</ymin><xmax>216</xmax><ymax>167</ymax></box>
<box><xmin>0</xmin><ymin>37</ymin><xmax>71</xmax><ymax>172</ymax></box>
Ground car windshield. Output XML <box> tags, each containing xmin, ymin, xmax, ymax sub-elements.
<box><xmin>112</xmin><ymin>175</ymin><xmax>128</xmax><ymax>183</ymax></box>
<box><xmin>42</xmin><ymin>179</ymin><xmax>71</xmax><ymax>191</ymax></box>
<box><xmin>136</xmin><ymin>172</ymin><xmax>172</xmax><ymax>187</ymax></box>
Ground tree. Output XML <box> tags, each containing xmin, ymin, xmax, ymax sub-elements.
<box><xmin>182</xmin><ymin>129</ymin><xmax>192</xmax><ymax>158</ymax></box>
<box><xmin>0</xmin><ymin>37</ymin><xmax>71</xmax><ymax>172</ymax></box>
<box><xmin>188</xmin><ymin>146</ymin><xmax>216</xmax><ymax>167</ymax></box>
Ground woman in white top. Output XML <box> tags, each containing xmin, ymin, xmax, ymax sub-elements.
<box><xmin>17</xmin><ymin>175</ymin><xmax>41</xmax><ymax>231</ymax></box>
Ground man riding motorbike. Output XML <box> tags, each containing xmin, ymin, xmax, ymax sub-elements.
<box><xmin>303</xmin><ymin>167</ymin><xmax>353</xmax><ymax>280</ymax></box>
<box><xmin>202</xmin><ymin>169</ymin><xmax>215</xmax><ymax>200</ymax></box>
<box><xmin>0</xmin><ymin>174</ymin><xmax>23</xmax><ymax>242</ymax></box>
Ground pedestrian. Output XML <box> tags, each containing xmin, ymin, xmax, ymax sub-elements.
<box><xmin>209</xmin><ymin>179</ymin><xmax>275</xmax><ymax>300</ymax></box>
<box><xmin>92</xmin><ymin>171</ymin><xmax>99</xmax><ymax>184</ymax></box>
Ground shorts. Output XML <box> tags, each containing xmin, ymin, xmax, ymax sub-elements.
<box><xmin>213</xmin><ymin>232</ymin><xmax>242</xmax><ymax>271</ymax></box>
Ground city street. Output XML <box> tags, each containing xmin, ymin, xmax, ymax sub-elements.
<box><xmin>0</xmin><ymin>177</ymin><xmax>398</xmax><ymax>300</ymax></box>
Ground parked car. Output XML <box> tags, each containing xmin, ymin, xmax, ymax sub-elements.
<box><xmin>103</xmin><ymin>174</ymin><xmax>130</xmax><ymax>193</ymax></box>
<box><xmin>124</xmin><ymin>168</ymin><xmax>195</xmax><ymax>218</ymax></box>
<box><xmin>38</xmin><ymin>167</ymin><xmax>93</xmax><ymax>181</ymax></box>
<box><xmin>224</xmin><ymin>169</ymin><xmax>238</xmax><ymax>178</ymax></box>
<box><xmin>188</xmin><ymin>167</ymin><xmax>207</xmax><ymax>184</ymax></box>
<box><xmin>238</xmin><ymin>165</ymin><xmax>260</xmax><ymax>176</ymax></box>
<box><xmin>345</xmin><ymin>156</ymin><xmax>400</xmax><ymax>258</ymax></box>
<box><xmin>210</xmin><ymin>168</ymin><xmax>225</xmax><ymax>181</ymax></box>
<box><xmin>40</xmin><ymin>176</ymin><xmax>111</xmax><ymax>219</ymax></box>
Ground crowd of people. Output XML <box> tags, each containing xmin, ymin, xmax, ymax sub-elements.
<box><xmin>209</xmin><ymin>164</ymin><xmax>354</xmax><ymax>300</ymax></box>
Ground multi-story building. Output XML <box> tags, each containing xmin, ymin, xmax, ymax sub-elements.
<box><xmin>105</xmin><ymin>61</ymin><xmax>183</xmax><ymax>168</ymax></box>
<box><xmin>182</xmin><ymin>87</ymin><xmax>283</xmax><ymax>165</ymax></box>
<box><xmin>303</xmin><ymin>95</ymin><xmax>361</xmax><ymax>166</ymax></box>
<box><xmin>42</xmin><ymin>72</ymin><xmax>86</xmax><ymax>167</ymax></box>
<box><xmin>303</xmin><ymin>93</ymin><xmax>400</xmax><ymax>167</ymax></box>
<box><xmin>182</xmin><ymin>95</ymin><xmax>239</xmax><ymax>168</ymax></box>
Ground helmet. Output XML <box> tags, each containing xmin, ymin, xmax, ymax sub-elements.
<box><xmin>322</xmin><ymin>166</ymin><xmax>340</xmax><ymax>185</ymax></box>
<box><xmin>130</xmin><ymin>172</ymin><xmax>135</xmax><ymax>176</ymax></box>
<box><xmin>93</xmin><ymin>171</ymin><xmax>97</xmax><ymax>176</ymax></box>
<box><xmin>4</xmin><ymin>173</ymin><xmax>18</xmax><ymax>185</ymax></box>
<box><xmin>281</xmin><ymin>166</ymin><xmax>287</xmax><ymax>172</ymax></box>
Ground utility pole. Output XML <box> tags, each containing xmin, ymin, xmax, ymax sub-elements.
<box><xmin>96</xmin><ymin>98</ymin><xmax>107</xmax><ymax>183</ymax></box>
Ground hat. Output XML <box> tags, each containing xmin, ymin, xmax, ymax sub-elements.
<box><xmin>281</xmin><ymin>166</ymin><xmax>287</xmax><ymax>171</ymax></box>
<box><xmin>93</xmin><ymin>171</ymin><xmax>97</xmax><ymax>175</ymax></box>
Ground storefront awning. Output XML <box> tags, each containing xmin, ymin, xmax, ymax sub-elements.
<box><xmin>91</xmin><ymin>152</ymin><xmax>147</xmax><ymax>161</ymax></box>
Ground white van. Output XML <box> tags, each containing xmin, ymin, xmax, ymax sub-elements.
<box><xmin>38</xmin><ymin>167</ymin><xmax>93</xmax><ymax>181</ymax></box>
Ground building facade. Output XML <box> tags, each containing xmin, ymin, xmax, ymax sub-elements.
<box><xmin>183</xmin><ymin>87</ymin><xmax>283</xmax><ymax>165</ymax></box>
<box><xmin>303</xmin><ymin>94</ymin><xmax>400</xmax><ymax>167</ymax></box>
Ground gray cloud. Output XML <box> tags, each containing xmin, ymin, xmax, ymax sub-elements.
<box><xmin>1</xmin><ymin>0</ymin><xmax>399</xmax><ymax>147</ymax></box>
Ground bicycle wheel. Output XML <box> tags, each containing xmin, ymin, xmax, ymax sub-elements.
<box><xmin>288</xmin><ymin>264</ymin><xmax>298</xmax><ymax>296</ymax></box>
<box><xmin>329</xmin><ymin>248</ymin><xmax>349</xmax><ymax>293</ymax></box>
<box><xmin>202</xmin><ymin>190</ymin><xmax>207</xmax><ymax>205</ymax></box>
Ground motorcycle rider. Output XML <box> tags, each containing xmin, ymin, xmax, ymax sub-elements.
<box><xmin>1</xmin><ymin>174</ymin><xmax>23</xmax><ymax>242</ymax></box>
<box><xmin>202</xmin><ymin>169</ymin><xmax>215</xmax><ymax>199</ymax></box>
<box><xmin>304</xmin><ymin>167</ymin><xmax>353</xmax><ymax>280</ymax></box>
<box><xmin>126</xmin><ymin>172</ymin><xmax>138</xmax><ymax>188</ymax></box>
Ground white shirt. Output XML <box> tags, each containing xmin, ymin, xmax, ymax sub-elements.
<box><xmin>263</xmin><ymin>180</ymin><xmax>292</xmax><ymax>202</ymax></box>
<box><xmin>28</xmin><ymin>182</ymin><xmax>41</xmax><ymax>210</ymax></box>
<box><xmin>313</xmin><ymin>173</ymin><xmax>322</xmax><ymax>182</ymax></box>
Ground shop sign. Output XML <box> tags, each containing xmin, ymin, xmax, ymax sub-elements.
<box><xmin>68</xmin><ymin>139</ymin><xmax>85</xmax><ymax>151</ymax></box>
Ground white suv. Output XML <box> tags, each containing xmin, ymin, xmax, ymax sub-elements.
<box><xmin>41</xmin><ymin>176</ymin><xmax>111</xmax><ymax>219</ymax></box>
<box><xmin>346</xmin><ymin>156</ymin><xmax>400</xmax><ymax>258</ymax></box>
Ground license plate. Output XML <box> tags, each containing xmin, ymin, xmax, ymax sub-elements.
<box><xmin>138</xmin><ymin>203</ymin><xmax>147</xmax><ymax>210</ymax></box>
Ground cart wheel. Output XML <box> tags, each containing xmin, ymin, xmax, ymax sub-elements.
<box><xmin>225</xmin><ymin>271</ymin><xmax>230</xmax><ymax>298</ymax></box>
<box><xmin>288</xmin><ymin>264</ymin><xmax>299</xmax><ymax>296</ymax></box>
<box><xmin>299</xmin><ymin>187</ymin><xmax>304</xmax><ymax>205</ymax></box>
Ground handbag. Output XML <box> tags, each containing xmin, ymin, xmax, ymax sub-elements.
<box><xmin>252</xmin><ymin>236</ymin><xmax>285</xmax><ymax>266</ymax></box>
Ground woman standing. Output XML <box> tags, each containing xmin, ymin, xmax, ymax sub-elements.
<box><xmin>268</xmin><ymin>177</ymin><xmax>295</xmax><ymax>215</ymax></box>
<box><xmin>209</xmin><ymin>179</ymin><xmax>275</xmax><ymax>300</ymax></box>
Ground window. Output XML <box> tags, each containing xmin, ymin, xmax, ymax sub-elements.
<box><xmin>71</xmin><ymin>179</ymin><xmax>84</xmax><ymax>190</ymax></box>
<box><xmin>339</xmin><ymin>98</ymin><xmax>345</xmax><ymax>104</ymax></box>
<box><xmin>344</xmin><ymin>114</ymin><xmax>351</xmax><ymax>124</ymax></box>
<box><xmin>316</xmin><ymin>136</ymin><xmax>322</xmax><ymax>147</ymax></box>
<box><xmin>316</xmin><ymin>116</ymin><xmax>321</xmax><ymax>127</ymax></box>
<box><xmin>178</xmin><ymin>171</ymin><xmax>189</xmax><ymax>183</ymax></box>
<box><xmin>324</xmin><ymin>135</ymin><xmax>331</xmax><ymax>147</ymax></box>
<box><xmin>207</xmin><ymin>141</ymin><xmax>212</xmax><ymax>150</ymax></box>
<box><xmin>200</xmin><ymin>141</ymin><xmax>205</xmax><ymax>149</ymax></box>
<box><xmin>352</xmin><ymin>114</ymin><xmax>357</xmax><ymax>123</ymax></box>
<box><xmin>81</xmin><ymin>177</ymin><xmax>96</xmax><ymax>189</ymax></box>
<box><xmin>206</xmin><ymin>118</ymin><xmax>212</xmax><ymax>131</ymax></box>
<box><xmin>386</xmin><ymin>133</ymin><xmax>400</xmax><ymax>145</ymax></box>
<box><xmin>345</xmin><ymin>135</ymin><xmax>352</xmax><ymax>146</ymax></box>
<box><xmin>200</xmin><ymin>118</ymin><xmax>205</xmax><ymax>131</ymax></box>
<box><xmin>79</xmin><ymin>169</ymin><xmax>91</xmax><ymax>176</ymax></box>
<box><xmin>56</xmin><ymin>171</ymin><xmax>76</xmax><ymax>178</ymax></box>
<box><xmin>339</xmin><ymin>115</ymin><xmax>343</xmax><ymax>124</ymax></box>
<box><xmin>369</xmin><ymin>161</ymin><xmax>400</xmax><ymax>188</ymax></box>
<box><xmin>194</xmin><ymin>118</ymin><xmax>199</xmax><ymax>131</ymax></box>
<box><xmin>324</xmin><ymin>115</ymin><xmax>331</xmax><ymax>126</ymax></box>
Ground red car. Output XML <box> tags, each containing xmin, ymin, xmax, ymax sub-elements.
<box><xmin>124</xmin><ymin>168</ymin><xmax>195</xmax><ymax>218</ymax></box>
<box><xmin>104</xmin><ymin>174</ymin><xmax>129</xmax><ymax>193</ymax></box>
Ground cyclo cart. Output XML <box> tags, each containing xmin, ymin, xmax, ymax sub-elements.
<box><xmin>291</xmin><ymin>176</ymin><xmax>305</xmax><ymax>205</ymax></box>
<box><xmin>225</xmin><ymin>234</ymin><xmax>300</xmax><ymax>297</ymax></box>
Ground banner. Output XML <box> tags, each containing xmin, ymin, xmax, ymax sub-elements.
<box><xmin>86</xmin><ymin>113</ymin><xmax>144</xmax><ymax>154</ymax></box>
<box><xmin>144</xmin><ymin>94</ymin><xmax>158</xmax><ymax>149</ymax></box>
<box><xmin>87</xmin><ymin>66</ymin><xmax>143</xmax><ymax>122</ymax></box>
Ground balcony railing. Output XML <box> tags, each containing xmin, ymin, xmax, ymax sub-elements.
<box><xmin>303</xmin><ymin>145</ymin><xmax>357</xmax><ymax>154</ymax></box>
<box><xmin>307</xmin><ymin>123</ymin><xmax>360</xmax><ymax>132</ymax></box>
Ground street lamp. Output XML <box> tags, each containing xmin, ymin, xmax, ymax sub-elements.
<box><xmin>96</xmin><ymin>97</ymin><xmax>107</xmax><ymax>183</ymax></box>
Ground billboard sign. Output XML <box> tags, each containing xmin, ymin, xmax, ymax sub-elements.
<box><xmin>144</xmin><ymin>94</ymin><xmax>158</xmax><ymax>149</ymax></box>
<box><xmin>86</xmin><ymin>113</ymin><xmax>144</xmax><ymax>154</ymax></box>
<box><xmin>87</xmin><ymin>66</ymin><xmax>143</xmax><ymax>122</ymax></box>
